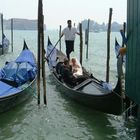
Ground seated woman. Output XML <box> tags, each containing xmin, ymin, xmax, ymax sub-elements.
<box><xmin>70</xmin><ymin>58</ymin><xmax>88</xmax><ymax>84</ymax></box>
<box><xmin>70</xmin><ymin>58</ymin><xmax>83</xmax><ymax>77</ymax></box>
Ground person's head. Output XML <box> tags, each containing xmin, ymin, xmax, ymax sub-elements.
<box><xmin>119</xmin><ymin>47</ymin><xmax>126</xmax><ymax>56</ymax></box>
<box><xmin>67</xmin><ymin>20</ymin><xmax>72</xmax><ymax>28</ymax></box>
<box><xmin>71</xmin><ymin>58</ymin><xmax>76</xmax><ymax>65</ymax></box>
<box><xmin>64</xmin><ymin>58</ymin><xmax>69</xmax><ymax>65</ymax></box>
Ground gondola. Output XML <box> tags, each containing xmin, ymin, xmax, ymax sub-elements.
<box><xmin>0</xmin><ymin>46</ymin><xmax>9</xmax><ymax>55</ymax></box>
<box><xmin>46</xmin><ymin>38</ymin><xmax>123</xmax><ymax>115</ymax></box>
<box><xmin>0</xmin><ymin>41</ymin><xmax>37</xmax><ymax>113</ymax></box>
<box><xmin>0</xmin><ymin>34</ymin><xmax>9</xmax><ymax>55</ymax></box>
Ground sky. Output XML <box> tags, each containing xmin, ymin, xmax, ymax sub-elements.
<box><xmin>0</xmin><ymin>0</ymin><xmax>127</xmax><ymax>29</ymax></box>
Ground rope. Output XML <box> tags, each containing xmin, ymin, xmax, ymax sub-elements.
<box><xmin>122</xmin><ymin>102</ymin><xmax>137</xmax><ymax>118</ymax></box>
<box><xmin>112</xmin><ymin>90</ymin><xmax>122</xmax><ymax>98</ymax></box>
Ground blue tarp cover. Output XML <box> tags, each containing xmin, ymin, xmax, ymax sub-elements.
<box><xmin>15</xmin><ymin>49</ymin><xmax>36</xmax><ymax>67</ymax></box>
<box><xmin>1</xmin><ymin>61</ymin><xmax>37</xmax><ymax>85</ymax></box>
<box><xmin>0</xmin><ymin>48</ymin><xmax>37</xmax><ymax>97</ymax></box>
<box><xmin>0</xmin><ymin>81</ymin><xmax>21</xmax><ymax>97</ymax></box>
<box><xmin>0</xmin><ymin>48</ymin><xmax>37</xmax><ymax>86</ymax></box>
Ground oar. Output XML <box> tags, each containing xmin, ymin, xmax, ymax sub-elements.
<box><xmin>46</xmin><ymin>36</ymin><xmax>62</xmax><ymax>60</ymax></box>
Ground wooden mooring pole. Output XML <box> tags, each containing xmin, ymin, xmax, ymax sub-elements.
<box><xmin>136</xmin><ymin>106</ymin><xmax>140</xmax><ymax>140</ymax></box>
<box><xmin>86</xmin><ymin>19</ymin><xmax>90</xmax><ymax>59</ymax></box>
<box><xmin>106</xmin><ymin>8</ymin><xmax>112</xmax><ymax>83</ymax></box>
<box><xmin>42</xmin><ymin>15</ymin><xmax>47</xmax><ymax>105</ymax></box>
<box><xmin>1</xmin><ymin>14</ymin><xmax>4</xmax><ymax>54</ymax></box>
<box><xmin>59</xmin><ymin>25</ymin><xmax>62</xmax><ymax>51</ymax></box>
<box><xmin>79</xmin><ymin>23</ymin><xmax>83</xmax><ymax>66</ymax></box>
<box><xmin>37</xmin><ymin>0</ymin><xmax>41</xmax><ymax>105</ymax></box>
<box><xmin>37</xmin><ymin>0</ymin><xmax>47</xmax><ymax>105</ymax></box>
<box><xmin>122</xmin><ymin>22</ymin><xmax>126</xmax><ymax>47</ymax></box>
<box><xmin>11</xmin><ymin>18</ymin><xmax>13</xmax><ymax>52</ymax></box>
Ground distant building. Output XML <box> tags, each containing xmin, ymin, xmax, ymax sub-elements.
<box><xmin>80</xmin><ymin>19</ymin><xmax>123</xmax><ymax>32</ymax></box>
<box><xmin>3</xmin><ymin>18</ymin><xmax>46</xmax><ymax>30</ymax></box>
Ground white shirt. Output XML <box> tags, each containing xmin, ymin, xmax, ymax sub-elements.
<box><xmin>62</xmin><ymin>27</ymin><xmax>77</xmax><ymax>41</ymax></box>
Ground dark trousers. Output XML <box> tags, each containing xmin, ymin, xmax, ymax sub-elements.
<box><xmin>65</xmin><ymin>40</ymin><xmax>74</xmax><ymax>60</ymax></box>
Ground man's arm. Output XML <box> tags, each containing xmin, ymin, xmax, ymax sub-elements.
<box><xmin>61</xmin><ymin>32</ymin><xmax>64</xmax><ymax>38</ymax></box>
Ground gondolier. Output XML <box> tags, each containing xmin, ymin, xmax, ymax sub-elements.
<box><xmin>61</xmin><ymin>20</ymin><xmax>79</xmax><ymax>60</ymax></box>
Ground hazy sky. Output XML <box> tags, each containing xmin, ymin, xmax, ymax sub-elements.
<box><xmin>0</xmin><ymin>0</ymin><xmax>127</xmax><ymax>29</ymax></box>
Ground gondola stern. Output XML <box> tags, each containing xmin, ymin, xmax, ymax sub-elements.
<box><xmin>48</xmin><ymin>36</ymin><xmax>52</xmax><ymax>46</ymax></box>
<box><xmin>23</xmin><ymin>40</ymin><xmax>29</xmax><ymax>50</ymax></box>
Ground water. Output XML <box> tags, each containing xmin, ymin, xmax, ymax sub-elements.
<box><xmin>0</xmin><ymin>30</ymin><xmax>136</xmax><ymax>140</ymax></box>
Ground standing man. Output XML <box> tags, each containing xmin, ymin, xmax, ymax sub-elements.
<box><xmin>61</xmin><ymin>20</ymin><xmax>79</xmax><ymax>60</ymax></box>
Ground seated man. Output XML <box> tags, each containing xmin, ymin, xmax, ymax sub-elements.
<box><xmin>61</xmin><ymin>58</ymin><xmax>76</xmax><ymax>86</ymax></box>
<box><xmin>56</xmin><ymin>58</ymin><xmax>70</xmax><ymax>75</ymax></box>
<box><xmin>56</xmin><ymin>61</ymin><xmax>64</xmax><ymax>74</ymax></box>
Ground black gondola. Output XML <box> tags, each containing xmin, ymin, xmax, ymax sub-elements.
<box><xmin>0</xmin><ymin>46</ymin><xmax>9</xmax><ymax>55</ymax></box>
<box><xmin>47</xmin><ymin>38</ymin><xmax>123</xmax><ymax>115</ymax></box>
<box><xmin>0</xmin><ymin>34</ymin><xmax>9</xmax><ymax>55</ymax></box>
<box><xmin>0</xmin><ymin>41</ymin><xmax>37</xmax><ymax>113</ymax></box>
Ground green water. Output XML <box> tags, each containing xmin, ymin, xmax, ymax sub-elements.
<box><xmin>0</xmin><ymin>30</ymin><xmax>136</xmax><ymax>140</ymax></box>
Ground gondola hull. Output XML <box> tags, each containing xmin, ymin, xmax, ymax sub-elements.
<box><xmin>0</xmin><ymin>77</ymin><xmax>36</xmax><ymax>113</ymax></box>
<box><xmin>51</xmin><ymin>71</ymin><xmax>123</xmax><ymax>115</ymax></box>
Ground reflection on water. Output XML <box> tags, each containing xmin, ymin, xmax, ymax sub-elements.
<box><xmin>0</xmin><ymin>30</ymin><xmax>136</xmax><ymax>140</ymax></box>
